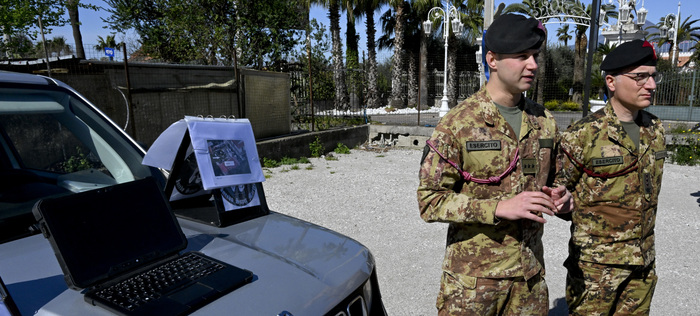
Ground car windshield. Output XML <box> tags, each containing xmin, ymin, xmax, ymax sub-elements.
<box><xmin>0</xmin><ymin>85</ymin><xmax>161</xmax><ymax>243</ymax></box>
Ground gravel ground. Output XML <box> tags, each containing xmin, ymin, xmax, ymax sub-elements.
<box><xmin>262</xmin><ymin>148</ymin><xmax>700</xmax><ymax>316</ymax></box>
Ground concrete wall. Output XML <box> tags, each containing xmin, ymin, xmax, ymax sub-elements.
<box><xmin>257</xmin><ymin>125</ymin><xmax>369</xmax><ymax>161</ymax></box>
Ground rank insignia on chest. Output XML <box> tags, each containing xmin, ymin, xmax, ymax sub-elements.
<box><xmin>466</xmin><ymin>140</ymin><xmax>501</xmax><ymax>151</ymax></box>
<box><xmin>643</xmin><ymin>173</ymin><xmax>653</xmax><ymax>194</ymax></box>
<box><xmin>522</xmin><ymin>158</ymin><xmax>538</xmax><ymax>175</ymax></box>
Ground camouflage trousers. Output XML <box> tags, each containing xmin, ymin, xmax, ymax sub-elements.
<box><xmin>565</xmin><ymin>260</ymin><xmax>657</xmax><ymax>316</ymax></box>
<box><xmin>436</xmin><ymin>271</ymin><xmax>548</xmax><ymax>316</ymax></box>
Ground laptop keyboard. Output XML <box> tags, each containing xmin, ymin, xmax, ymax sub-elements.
<box><xmin>93</xmin><ymin>253</ymin><xmax>226</xmax><ymax>311</ymax></box>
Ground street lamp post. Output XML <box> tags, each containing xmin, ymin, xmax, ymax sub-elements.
<box><xmin>600</xmin><ymin>0</ymin><xmax>648</xmax><ymax>61</ymax></box>
<box><xmin>608</xmin><ymin>0</ymin><xmax>647</xmax><ymax>44</ymax></box>
<box><xmin>659</xmin><ymin>2</ymin><xmax>681</xmax><ymax>67</ymax></box>
<box><xmin>424</xmin><ymin>3</ymin><xmax>463</xmax><ymax>118</ymax></box>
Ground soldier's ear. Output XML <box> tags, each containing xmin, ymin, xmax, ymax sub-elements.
<box><xmin>605</xmin><ymin>74</ymin><xmax>617</xmax><ymax>93</ymax></box>
<box><xmin>485</xmin><ymin>51</ymin><xmax>498</xmax><ymax>70</ymax></box>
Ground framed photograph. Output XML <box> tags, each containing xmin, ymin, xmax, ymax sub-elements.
<box><xmin>185</xmin><ymin>117</ymin><xmax>265</xmax><ymax>190</ymax></box>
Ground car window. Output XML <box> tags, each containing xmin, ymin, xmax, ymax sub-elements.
<box><xmin>1</xmin><ymin>113</ymin><xmax>110</xmax><ymax>176</ymax></box>
<box><xmin>0</xmin><ymin>86</ymin><xmax>162</xmax><ymax>243</ymax></box>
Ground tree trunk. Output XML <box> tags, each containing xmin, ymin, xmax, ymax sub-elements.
<box><xmin>536</xmin><ymin>31</ymin><xmax>547</xmax><ymax>105</ymax></box>
<box><xmin>419</xmin><ymin>31</ymin><xmax>428</xmax><ymax>109</ymax></box>
<box><xmin>329</xmin><ymin>2</ymin><xmax>349</xmax><ymax>110</ymax></box>
<box><xmin>346</xmin><ymin>12</ymin><xmax>361</xmax><ymax>109</ymax></box>
<box><xmin>407</xmin><ymin>50</ymin><xmax>418</xmax><ymax>107</ymax></box>
<box><xmin>66</xmin><ymin>0</ymin><xmax>85</xmax><ymax>59</ymax></box>
<box><xmin>365</xmin><ymin>7</ymin><xmax>379</xmax><ymax>109</ymax></box>
<box><xmin>572</xmin><ymin>30</ymin><xmax>587</xmax><ymax>105</ymax></box>
<box><xmin>447</xmin><ymin>35</ymin><xmax>458</xmax><ymax>107</ymax></box>
<box><xmin>390</xmin><ymin>1</ymin><xmax>406</xmax><ymax>108</ymax></box>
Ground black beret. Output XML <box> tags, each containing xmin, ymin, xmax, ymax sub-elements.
<box><xmin>600</xmin><ymin>39</ymin><xmax>658</xmax><ymax>72</ymax></box>
<box><xmin>485</xmin><ymin>14</ymin><xmax>545</xmax><ymax>54</ymax></box>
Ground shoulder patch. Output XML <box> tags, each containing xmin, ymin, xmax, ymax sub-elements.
<box><xmin>654</xmin><ymin>151</ymin><xmax>668</xmax><ymax>160</ymax></box>
<box><xmin>539</xmin><ymin>138</ymin><xmax>554</xmax><ymax>148</ymax></box>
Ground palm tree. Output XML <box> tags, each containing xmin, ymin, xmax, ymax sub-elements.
<box><xmin>46</xmin><ymin>36</ymin><xmax>73</xmax><ymax>57</ymax></box>
<box><xmin>358</xmin><ymin>0</ymin><xmax>385</xmax><ymax>109</ymax></box>
<box><xmin>503</xmin><ymin>0</ymin><xmax>550</xmax><ymax>105</ymax></box>
<box><xmin>455</xmin><ymin>0</ymin><xmax>483</xmax><ymax>44</ymax></box>
<box><xmin>379</xmin><ymin>2</ymin><xmax>425</xmax><ymax>108</ymax></box>
<box><xmin>690</xmin><ymin>41</ymin><xmax>700</xmax><ymax>65</ymax></box>
<box><xmin>318</xmin><ymin>0</ymin><xmax>350</xmax><ymax>110</ymax></box>
<box><xmin>444</xmin><ymin>0</ymin><xmax>479</xmax><ymax>107</ymax></box>
<box><xmin>411</xmin><ymin>0</ymin><xmax>482</xmax><ymax>108</ymax></box>
<box><xmin>557</xmin><ymin>24</ymin><xmax>572</xmax><ymax>47</ymax></box>
<box><xmin>566</xmin><ymin>0</ymin><xmax>616</xmax><ymax>105</ymax></box>
<box><xmin>344</xmin><ymin>0</ymin><xmax>362</xmax><ymax>108</ymax></box>
<box><xmin>403</xmin><ymin>5</ymin><xmax>425</xmax><ymax>107</ymax></box>
<box><xmin>647</xmin><ymin>15</ymin><xmax>700</xmax><ymax>67</ymax></box>
<box><xmin>597</xmin><ymin>42</ymin><xmax>617</xmax><ymax>56</ymax></box>
<box><xmin>94</xmin><ymin>35</ymin><xmax>119</xmax><ymax>60</ymax></box>
<box><xmin>450</xmin><ymin>0</ymin><xmax>482</xmax><ymax>107</ymax></box>
<box><xmin>383</xmin><ymin>0</ymin><xmax>409</xmax><ymax>108</ymax></box>
<box><xmin>410</xmin><ymin>0</ymin><xmax>437</xmax><ymax>110</ymax></box>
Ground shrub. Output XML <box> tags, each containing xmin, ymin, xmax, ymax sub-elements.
<box><xmin>262</xmin><ymin>157</ymin><xmax>280</xmax><ymax>168</ymax></box>
<box><xmin>560</xmin><ymin>101</ymin><xmax>580</xmax><ymax>111</ymax></box>
<box><xmin>309</xmin><ymin>136</ymin><xmax>325</xmax><ymax>157</ymax></box>
<box><xmin>544</xmin><ymin>100</ymin><xmax>560</xmax><ymax>111</ymax></box>
<box><xmin>669</xmin><ymin>123</ymin><xmax>690</xmax><ymax>134</ymax></box>
<box><xmin>334</xmin><ymin>142</ymin><xmax>351</xmax><ymax>154</ymax></box>
<box><xmin>280</xmin><ymin>156</ymin><xmax>299</xmax><ymax>165</ymax></box>
<box><xmin>60</xmin><ymin>147</ymin><xmax>99</xmax><ymax>173</ymax></box>
<box><xmin>670</xmin><ymin>134</ymin><xmax>700</xmax><ymax>166</ymax></box>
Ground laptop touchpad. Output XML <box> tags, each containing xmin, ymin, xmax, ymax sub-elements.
<box><xmin>169</xmin><ymin>283</ymin><xmax>213</xmax><ymax>305</ymax></box>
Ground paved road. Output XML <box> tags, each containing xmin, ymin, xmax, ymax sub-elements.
<box><xmin>262</xmin><ymin>148</ymin><xmax>700</xmax><ymax>316</ymax></box>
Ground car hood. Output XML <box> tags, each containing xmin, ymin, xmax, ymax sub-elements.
<box><xmin>0</xmin><ymin>211</ymin><xmax>374</xmax><ymax>315</ymax></box>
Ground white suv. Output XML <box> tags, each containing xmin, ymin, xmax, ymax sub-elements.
<box><xmin>0</xmin><ymin>71</ymin><xmax>385</xmax><ymax>315</ymax></box>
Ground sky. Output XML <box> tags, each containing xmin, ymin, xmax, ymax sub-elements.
<box><xmin>47</xmin><ymin>0</ymin><xmax>699</xmax><ymax>58</ymax></box>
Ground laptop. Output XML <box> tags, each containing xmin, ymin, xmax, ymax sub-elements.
<box><xmin>32</xmin><ymin>177</ymin><xmax>253</xmax><ymax>316</ymax></box>
<box><xmin>0</xmin><ymin>275</ymin><xmax>21</xmax><ymax>316</ymax></box>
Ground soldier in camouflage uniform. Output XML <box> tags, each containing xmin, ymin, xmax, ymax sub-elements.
<box><xmin>417</xmin><ymin>14</ymin><xmax>573</xmax><ymax>315</ymax></box>
<box><xmin>554</xmin><ymin>39</ymin><xmax>666</xmax><ymax>315</ymax></box>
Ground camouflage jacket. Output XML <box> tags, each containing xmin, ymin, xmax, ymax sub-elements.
<box><xmin>417</xmin><ymin>87</ymin><xmax>559</xmax><ymax>280</ymax></box>
<box><xmin>554</xmin><ymin>102</ymin><xmax>666</xmax><ymax>267</ymax></box>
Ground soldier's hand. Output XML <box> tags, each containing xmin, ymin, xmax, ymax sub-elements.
<box><xmin>494</xmin><ymin>192</ymin><xmax>557</xmax><ymax>224</ymax></box>
<box><xmin>541</xmin><ymin>185</ymin><xmax>574</xmax><ymax>214</ymax></box>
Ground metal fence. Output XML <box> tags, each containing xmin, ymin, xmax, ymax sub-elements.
<box><xmin>5</xmin><ymin>44</ymin><xmax>699</xmax><ymax>133</ymax></box>
<box><xmin>287</xmin><ymin>50</ymin><xmax>700</xmax><ymax>127</ymax></box>
<box><xmin>655</xmin><ymin>70</ymin><xmax>700</xmax><ymax>107</ymax></box>
<box><xmin>287</xmin><ymin>49</ymin><xmax>483</xmax><ymax>128</ymax></box>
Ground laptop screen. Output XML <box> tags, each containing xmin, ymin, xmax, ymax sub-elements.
<box><xmin>33</xmin><ymin>178</ymin><xmax>187</xmax><ymax>289</ymax></box>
